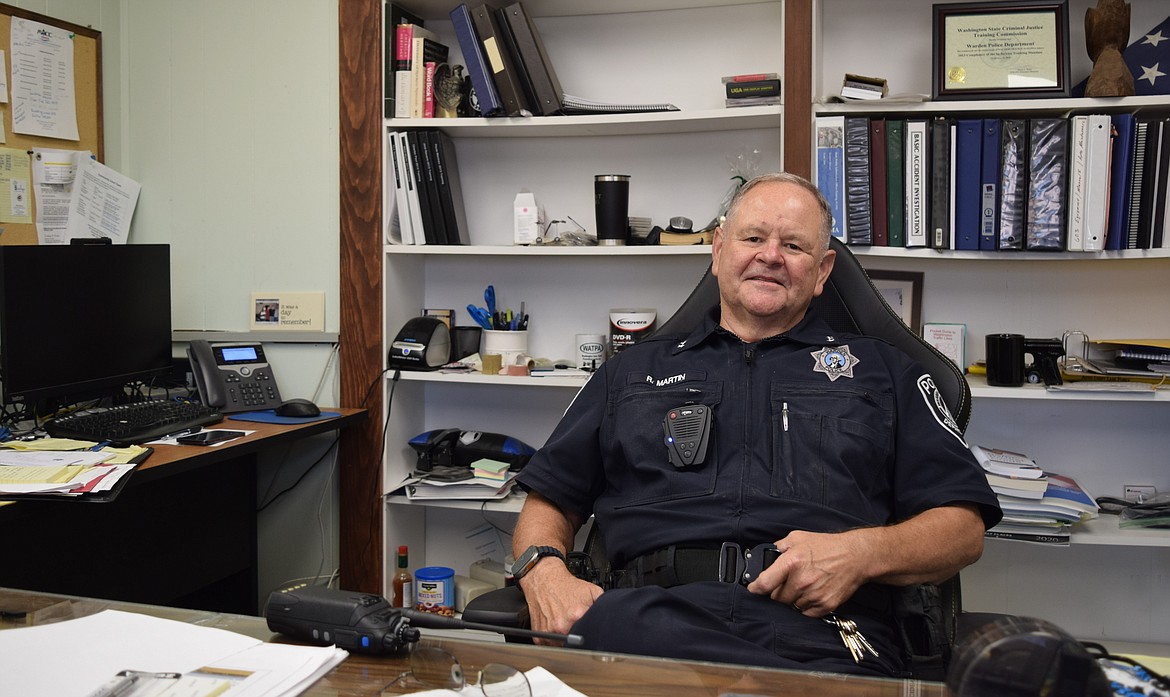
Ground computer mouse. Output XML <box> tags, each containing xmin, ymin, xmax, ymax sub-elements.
<box><xmin>274</xmin><ymin>398</ymin><xmax>321</xmax><ymax>418</ymax></box>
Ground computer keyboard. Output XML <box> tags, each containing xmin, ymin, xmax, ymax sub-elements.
<box><xmin>45</xmin><ymin>400</ymin><xmax>224</xmax><ymax>446</ymax></box>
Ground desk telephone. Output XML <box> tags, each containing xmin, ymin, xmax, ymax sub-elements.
<box><xmin>188</xmin><ymin>340</ymin><xmax>283</xmax><ymax>413</ymax></box>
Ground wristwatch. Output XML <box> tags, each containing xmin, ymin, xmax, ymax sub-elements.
<box><xmin>511</xmin><ymin>545</ymin><xmax>566</xmax><ymax>580</ymax></box>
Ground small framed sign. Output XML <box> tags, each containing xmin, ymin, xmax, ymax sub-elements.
<box><xmin>932</xmin><ymin>1</ymin><xmax>1070</xmax><ymax>101</ymax></box>
<box><xmin>868</xmin><ymin>270</ymin><xmax>923</xmax><ymax>333</ymax></box>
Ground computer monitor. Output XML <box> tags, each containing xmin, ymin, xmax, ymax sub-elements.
<box><xmin>0</xmin><ymin>243</ymin><xmax>173</xmax><ymax>408</ymax></box>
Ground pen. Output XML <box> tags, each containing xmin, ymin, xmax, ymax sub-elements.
<box><xmin>84</xmin><ymin>675</ymin><xmax>138</xmax><ymax>697</ymax></box>
<box><xmin>164</xmin><ymin>426</ymin><xmax>202</xmax><ymax>440</ymax></box>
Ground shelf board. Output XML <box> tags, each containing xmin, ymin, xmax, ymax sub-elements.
<box><xmin>848</xmin><ymin>246</ymin><xmax>1170</xmax><ymax>261</ymax></box>
<box><xmin>385</xmin><ymin>105</ymin><xmax>781</xmax><ymax>138</ymax></box>
<box><xmin>392</xmin><ymin>370</ymin><xmax>590</xmax><ymax>388</ymax></box>
<box><xmin>968</xmin><ymin>375</ymin><xmax>1170</xmax><ymax>402</ymax></box>
<box><xmin>986</xmin><ymin>516</ymin><xmax>1170</xmax><ymax>548</ymax></box>
<box><xmin>384</xmin><ymin>244</ymin><xmax>712</xmax><ymax>257</ymax></box>
<box><xmin>407</xmin><ymin>0</ymin><xmax>780</xmax><ymax>21</ymax></box>
<box><xmin>384</xmin><ymin>492</ymin><xmax>526</xmax><ymax>514</ymax></box>
<box><xmin>814</xmin><ymin>95</ymin><xmax>1170</xmax><ymax>116</ymax></box>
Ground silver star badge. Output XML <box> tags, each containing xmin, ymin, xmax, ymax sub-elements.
<box><xmin>812</xmin><ymin>345</ymin><xmax>859</xmax><ymax>381</ymax></box>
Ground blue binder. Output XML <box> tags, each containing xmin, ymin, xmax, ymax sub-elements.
<box><xmin>979</xmin><ymin>119</ymin><xmax>1001</xmax><ymax>250</ymax></box>
<box><xmin>450</xmin><ymin>3</ymin><xmax>504</xmax><ymax>117</ymax></box>
<box><xmin>953</xmin><ymin>119</ymin><xmax>983</xmax><ymax>251</ymax></box>
<box><xmin>1106</xmin><ymin>113</ymin><xmax>1135</xmax><ymax>251</ymax></box>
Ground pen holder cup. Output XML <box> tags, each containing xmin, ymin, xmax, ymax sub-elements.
<box><xmin>482</xmin><ymin>330</ymin><xmax>529</xmax><ymax>367</ymax></box>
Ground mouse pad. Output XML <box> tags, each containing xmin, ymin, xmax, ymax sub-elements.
<box><xmin>228</xmin><ymin>410</ymin><xmax>341</xmax><ymax>425</ymax></box>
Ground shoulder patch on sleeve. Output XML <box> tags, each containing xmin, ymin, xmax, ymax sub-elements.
<box><xmin>916</xmin><ymin>373</ymin><xmax>966</xmax><ymax>445</ymax></box>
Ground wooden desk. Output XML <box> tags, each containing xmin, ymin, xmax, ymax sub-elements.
<box><xmin>0</xmin><ymin>409</ymin><xmax>365</xmax><ymax>615</ymax></box>
<box><xmin>0</xmin><ymin>587</ymin><xmax>945</xmax><ymax>697</ymax></box>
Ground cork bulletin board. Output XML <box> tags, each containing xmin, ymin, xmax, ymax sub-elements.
<box><xmin>0</xmin><ymin>3</ymin><xmax>102</xmax><ymax>246</ymax></box>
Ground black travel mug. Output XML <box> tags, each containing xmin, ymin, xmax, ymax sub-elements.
<box><xmin>595</xmin><ymin>175</ymin><xmax>630</xmax><ymax>246</ymax></box>
<box><xmin>985</xmin><ymin>333</ymin><xmax>1025</xmax><ymax>387</ymax></box>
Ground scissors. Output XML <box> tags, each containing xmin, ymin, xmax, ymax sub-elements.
<box><xmin>484</xmin><ymin>285</ymin><xmax>496</xmax><ymax>316</ymax></box>
<box><xmin>466</xmin><ymin>304</ymin><xmax>493</xmax><ymax>330</ymax></box>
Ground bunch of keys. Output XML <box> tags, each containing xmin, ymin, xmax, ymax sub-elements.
<box><xmin>823</xmin><ymin>613</ymin><xmax>879</xmax><ymax>663</ymax></box>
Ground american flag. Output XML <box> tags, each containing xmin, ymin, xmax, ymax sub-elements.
<box><xmin>1074</xmin><ymin>13</ymin><xmax>1170</xmax><ymax>96</ymax></box>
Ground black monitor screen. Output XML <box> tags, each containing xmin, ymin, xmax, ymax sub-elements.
<box><xmin>0</xmin><ymin>244</ymin><xmax>172</xmax><ymax>405</ymax></box>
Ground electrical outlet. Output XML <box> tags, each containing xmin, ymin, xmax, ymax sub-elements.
<box><xmin>1123</xmin><ymin>485</ymin><xmax>1155</xmax><ymax>503</ymax></box>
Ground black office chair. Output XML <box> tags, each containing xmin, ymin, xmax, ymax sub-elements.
<box><xmin>465</xmin><ymin>238</ymin><xmax>993</xmax><ymax>680</ymax></box>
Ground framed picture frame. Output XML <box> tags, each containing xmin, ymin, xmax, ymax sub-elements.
<box><xmin>931</xmin><ymin>1</ymin><xmax>1070</xmax><ymax>101</ymax></box>
<box><xmin>868</xmin><ymin>270</ymin><xmax>923</xmax><ymax>332</ymax></box>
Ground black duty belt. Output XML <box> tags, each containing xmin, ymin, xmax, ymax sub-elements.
<box><xmin>618</xmin><ymin>542</ymin><xmax>780</xmax><ymax>588</ymax></box>
<box><xmin>618</xmin><ymin>542</ymin><xmax>894</xmax><ymax>617</ymax></box>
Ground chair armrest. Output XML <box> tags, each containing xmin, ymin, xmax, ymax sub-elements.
<box><xmin>461</xmin><ymin>585</ymin><xmax>531</xmax><ymax>639</ymax></box>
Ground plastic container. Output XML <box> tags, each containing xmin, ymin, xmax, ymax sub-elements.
<box><xmin>414</xmin><ymin>566</ymin><xmax>455</xmax><ymax>616</ymax></box>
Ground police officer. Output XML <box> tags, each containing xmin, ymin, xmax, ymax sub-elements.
<box><xmin>511</xmin><ymin>173</ymin><xmax>1002</xmax><ymax>677</ymax></box>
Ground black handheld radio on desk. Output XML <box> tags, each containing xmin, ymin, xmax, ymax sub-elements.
<box><xmin>264</xmin><ymin>585</ymin><xmax>582</xmax><ymax>655</ymax></box>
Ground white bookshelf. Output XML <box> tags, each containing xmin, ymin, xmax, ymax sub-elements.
<box><xmin>815</xmin><ymin>0</ymin><xmax>1170</xmax><ymax>650</ymax></box>
<box><xmin>381</xmin><ymin>0</ymin><xmax>784</xmax><ymax>598</ymax></box>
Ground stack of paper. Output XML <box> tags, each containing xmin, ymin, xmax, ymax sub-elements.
<box><xmin>404</xmin><ymin>471</ymin><xmax>518</xmax><ymax>501</ymax></box>
<box><xmin>0</xmin><ymin>450</ymin><xmax>135</xmax><ymax>496</ymax></box>
<box><xmin>0</xmin><ymin>609</ymin><xmax>346</xmax><ymax>697</ymax></box>
<box><xmin>471</xmin><ymin>458</ymin><xmax>510</xmax><ymax>481</ymax></box>
<box><xmin>972</xmin><ymin>444</ymin><xmax>1099</xmax><ymax>545</ymax></box>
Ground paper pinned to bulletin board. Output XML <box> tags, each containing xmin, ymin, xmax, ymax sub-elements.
<box><xmin>0</xmin><ymin>4</ymin><xmax>103</xmax><ymax>246</ymax></box>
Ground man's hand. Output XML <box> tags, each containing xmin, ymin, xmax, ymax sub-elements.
<box><xmin>746</xmin><ymin>529</ymin><xmax>868</xmax><ymax>615</ymax></box>
<box><xmin>518</xmin><ymin>558</ymin><xmax>603</xmax><ymax>644</ymax></box>
<box><xmin>746</xmin><ymin>504</ymin><xmax>986</xmax><ymax>615</ymax></box>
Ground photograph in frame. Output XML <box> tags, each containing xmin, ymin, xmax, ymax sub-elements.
<box><xmin>932</xmin><ymin>1</ymin><xmax>1071</xmax><ymax>100</ymax></box>
<box><xmin>867</xmin><ymin>270</ymin><xmax>924</xmax><ymax>332</ymax></box>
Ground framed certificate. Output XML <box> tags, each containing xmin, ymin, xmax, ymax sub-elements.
<box><xmin>932</xmin><ymin>1</ymin><xmax>1070</xmax><ymax>101</ymax></box>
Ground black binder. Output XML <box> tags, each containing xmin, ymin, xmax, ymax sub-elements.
<box><xmin>495</xmin><ymin>2</ymin><xmax>564</xmax><ymax>116</ymax></box>
<box><xmin>930</xmin><ymin>117</ymin><xmax>953</xmax><ymax>249</ymax></box>
<box><xmin>1025</xmin><ymin>118</ymin><xmax>1069</xmax><ymax>251</ymax></box>
<box><xmin>998</xmin><ymin>119</ymin><xmax>1028</xmax><ymax>251</ymax></box>
<box><xmin>470</xmin><ymin>2</ymin><xmax>528</xmax><ymax>116</ymax></box>
<box><xmin>843</xmin><ymin>116</ymin><xmax>872</xmax><ymax>245</ymax></box>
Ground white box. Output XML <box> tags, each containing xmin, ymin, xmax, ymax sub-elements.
<box><xmin>513</xmin><ymin>190</ymin><xmax>543</xmax><ymax>245</ymax></box>
<box><xmin>923</xmin><ymin>323</ymin><xmax>966</xmax><ymax>369</ymax></box>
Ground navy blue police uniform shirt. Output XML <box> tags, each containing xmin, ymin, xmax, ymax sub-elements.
<box><xmin>517</xmin><ymin>307</ymin><xmax>1003</xmax><ymax>569</ymax></box>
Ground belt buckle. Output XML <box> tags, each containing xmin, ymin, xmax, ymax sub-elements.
<box><xmin>741</xmin><ymin>543</ymin><xmax>780</xmax><ymax>585</ymax></box>
<box><xmin>717</xmin><ymin>542</ymin><xmax>744</xmax><ymax>583</ymax></box>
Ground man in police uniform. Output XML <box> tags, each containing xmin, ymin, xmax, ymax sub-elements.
<box><xmin>510</xmin><ymin>173</ymin><xmax>1002</xmax><ymax>677</ymax></box>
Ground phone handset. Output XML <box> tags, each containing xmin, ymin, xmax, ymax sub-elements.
<box><xmin>188</xmin><ymin>339</ymin><xmax>226</xmax><ymax>408</ymax></box>
<box><xmin>186</xmin><ymin>339</ymin><xmax>283</xmax><ymax>413</ymax></box>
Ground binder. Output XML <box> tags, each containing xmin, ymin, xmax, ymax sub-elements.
<box><xmin>1135</xmin><ymin>117</ymin><xmax>1166</xmax><ymax>250</ymax></box>
<box><xmin>417</xmin><ymin>130</ymin><xmax>448</xmax><ymax>243</ymax></box>
<box><xmin>1152</xmin><ymin>119</ymin><xmax>1170</xmax><ymax>249</ymax></box>
<box><xmin>870</xmin><ymin>119</ymin><xmax>888</xmax><ymax>246</ymax></box>
<box><xmin>998</xmin><ymin>119</ymin><xmax>1027</xmax><ymax>250</ymax></box>
<box><xmin>1067</xmin><ymin>115</ymin><xmax>1089</xmax><ymax>252</ymax></box>
<box><xmin>470</xmin><ymin>2</ymin><xmax>528</xmax><ymax>116</ymax></box>
<box><xmin>885</xmin><ymin>119</ymin><xmax>906</xmax><ymax>247</ymax></box>
<box><xmin>904</xmin><ymin>118</ymin><xmax>929</xmax><ymax>247</ymax></box>
<box><xmin>387</xmin><ymin>131</ymin><xmax>416</xmax><ymax>244</ymax></box>
<box><xmin>1106</xmin><ymin>113</ymin><xmax>1136</xmax><ymax>250</ymax></box>
<box><xmin>844</xmin><ymin>116</ymin><xmax>872</xmax><ymax>245</ymax></box>
<box><xmin>405</xmin><ymin>130</ymin><xmax>439</xmax><ymax>244</ymax></box>
<box><xmin>1082</xmin><ymin>114</ymin><xmax>1112</xmax><ymax>252</ymax></box>
<box><xmin>496</xmin><ymin>2</ymin><xmax>564</xmax><ymax>116</ymax></box>
<box><xmin>1127</xmin><ymin>119</ymin><xmax>1150</xmax><ymax>249</ymax></box>
<box><xmin>1025</xmin><ymin>118</ymin><xmax>1069</xmax><ymax>251</ymax></box>
<box><xmin>953</xmin><ymin>119</ymin><xmax>982</xmax><ymax>251</ymax></box>
<box><xmin>450</xmin><ymin>3</ymin><xmax>504</xmax><ymax>117</ymax></box>
<box><xmin>815</xmin><ymin>115</ymin><xmax>848</xmax><ymax>243</ymax></box>
<box><xmin>429</xmin><ymin>130</ymin><xmax>471</xmax><ymax>245</ymax></box>
<box><xmin>930</xmin><ymin>117</ymin><xmax>953</xmax><ymax>249</ymax></box>
<box><xmin>979</xmin><ymin>118</ymin><xmax>1001</xmax><ymax>251</ymax></box>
